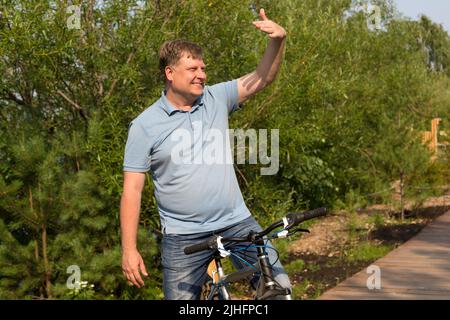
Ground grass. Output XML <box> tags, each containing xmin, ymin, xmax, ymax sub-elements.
<box><xmin>284</xmin><ymin>259</ymin><xmax>305</xmax><ymax>274</ymax></box>
<box><xmin>291</xmin><ymin>279</ymin><xmax>323</xmax><ymax>300</ymax></box>
<box><xmin>345</xmin><ymin>241</ymin><xmax>395</xmax><ymax>262</ymax></box>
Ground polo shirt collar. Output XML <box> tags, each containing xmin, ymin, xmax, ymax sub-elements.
<box><xmin>160</xmin><ymin>90</ymin><xmax>204</xmax><ymax>116</ymax></box>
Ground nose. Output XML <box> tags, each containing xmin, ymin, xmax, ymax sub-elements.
<box><xmin>196</xmin><ymin>69</ymin><xmax>206</xmax><ymax>81</ymax></box>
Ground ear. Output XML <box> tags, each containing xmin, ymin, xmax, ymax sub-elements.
<box><xmin>165</xmin><ymin>66</ymin><xmax>174</xmax><ymax>81</ymax></box>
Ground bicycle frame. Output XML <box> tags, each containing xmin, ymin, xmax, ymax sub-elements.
<box><xmin>203</xmin><ymin>235</ymin><xmax>292</xmax><ymax>300</ymax></box>
<box><xmin>185</xmin><ymin>207</ymin><xmax>328</xmax><ymax>300</ymax></box>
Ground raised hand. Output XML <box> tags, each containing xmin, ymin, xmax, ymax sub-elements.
<box><xmin>252</xmin><ymin>8</ymin><xmax>286</xmax><ymax>39</ymax></box>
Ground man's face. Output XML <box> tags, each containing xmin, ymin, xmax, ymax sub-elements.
<box><xmin>166</xmin><ymin>53</ymin><xmax>207</xmax><ymax>99</ymax></box>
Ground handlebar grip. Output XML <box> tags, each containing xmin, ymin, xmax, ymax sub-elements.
<box><xmin>302</xmin><ymin>207</ymin><xmax>328</xmax><ymax>221</ymax></box>
<box><xmin>285</xmin><ymin>207</ymin><xmax>327</xmax><ymax>229</ymax></box>
<box><xmin>184</xmin><ymin>237</ymin><xmax>217</xmax><ymax>255</ymax></box>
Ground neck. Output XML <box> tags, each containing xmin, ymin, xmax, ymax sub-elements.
<box><xmin>165</xmin><ymin>87</ymin><xmax>197</xmax><ymax>111</ymax></box>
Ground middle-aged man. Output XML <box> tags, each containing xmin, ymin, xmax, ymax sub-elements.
<box><xmin>121</xmin><ymin>8</ymin><xmax>289</xmax><ymax>299</ymax></box>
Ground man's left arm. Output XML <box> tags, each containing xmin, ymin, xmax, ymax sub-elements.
<box><xmin>237</xmin><ymin>8</ymin><xmax>287</xmax><ymax>104</ymax></box>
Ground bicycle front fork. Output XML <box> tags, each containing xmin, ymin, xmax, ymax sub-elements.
<box><xmin>215</xmin><ymin>258</ymin><xmax>231</xmax><ymax>300</ymax></box>
<box><xmin>254</xmin><ymin>236</ymin><xmax>292</xmax><ymax>300</ymax></box>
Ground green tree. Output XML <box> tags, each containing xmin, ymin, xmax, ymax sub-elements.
<box><xmin>372</xmin><ymin>115</ymin><xmax>432</xmax><ymax>220</ymax></box>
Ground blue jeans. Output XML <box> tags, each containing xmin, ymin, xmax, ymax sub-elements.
<box><xmin>161</xmin><ymin>215</ymin><xmax>292</xmax><ymax>300</ymax></box>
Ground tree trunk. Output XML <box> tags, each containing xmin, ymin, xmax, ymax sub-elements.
<box><xmin>28</xmin><ymin>187</ymin><xmax>40</xmax><ymax>262</ymax></box>
<box><xmin>41</xmin><ymin>223</ymin><xmax>52</xmax><ymax>299</ymax></box>
<box><xmin>400</xmin><ymin>172</ymin><xmax>404</xmax><ymax>222</ymax></box>
<box><xmin>37</xmin><ymin>182</ymin><xmax>52</xmax><ymax>298</ymax></box>
<box><xmin>75</xmin><ymin>152</ymin><xmax>80</xmax><ymax>171</ymax></box>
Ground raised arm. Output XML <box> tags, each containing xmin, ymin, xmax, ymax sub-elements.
<box><xmin>237</xmin><ymin>8</ymin><xmax>286</xmax><ymax>104</ymax></box>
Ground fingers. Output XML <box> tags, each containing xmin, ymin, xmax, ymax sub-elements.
<box><xmin>122</xmin><ymin>251</ymin><xmax>147</xmax><ymax>288</ymax></box>
<box><xmin>252</xmin><ymin>18</ymin><xmax>286</xmax><ymax>38</ymax></box>
<box><xmin>123</xmin><ymin>271</ymin><xmax>130</xmax><ymax>285</ymax></box>
<box><xmin>259</xmin><ymin>8</ymin><xmax>269</xmax><ymax>21</ymax></box>
<box><xmin>258</xmin><ymin>27</ymin><xmax>275</xmax><ymax>35</ymax></box>
<box><xmin>253</xmin><ymin>23</ymin><xmax>274</xmax><ymax>31</ymax></box>
<box><xmin>252</xmin><ymin>8</ymin><xmax>269</xmax><ymax>27</ymax></box>
<box><xmin>132</xmin><ymin>268</ymin><xmax>145</xmax><ymax>288</ymax></box>
<box><xmin>124</xmin><ymin>269</ymin><xmax>144</xmax><ymax>288</ymax></box>
<box><xmin>139</xmin><ymin>259</ymin><xmax>149</xmax><ymax>278</ymax></box>
<box><xmin>252</xmin><ymin>21</ymin><xmax>272</xmax><ymax>28</ymax></box>
<box><xmin>123</xmin><ymin>270</ymin><xmax>136</xmax><ymax>287</ymax></box>
<box><xmin>123</xmin><ymin>263</ymin><xmax>147</xmax><ymax>288</ymax></box>
<box><xmin>252</xmin><ymin>21</ymin><xmax>274</xmax><ymax>34</ymax></box>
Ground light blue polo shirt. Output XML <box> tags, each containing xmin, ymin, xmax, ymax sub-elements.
<box><xmin>123</xmin><ymin>80</ymin><xmax>251</xmax><ymax>235</ymax></box>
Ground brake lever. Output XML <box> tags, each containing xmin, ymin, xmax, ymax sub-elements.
<box><xmin>271</xmin><ymin>227</ymin><xmax>310</xmax><ymax>239</ymax></box>
<box><xmin>289</xmin><ymin>228</ymin><xmax>310</xmax><ymax>235</ymax></box>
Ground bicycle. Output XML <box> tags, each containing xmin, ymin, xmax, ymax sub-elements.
<box><xmin>184</xmin><ymin>207</ymin><xmax>328</xmax><ymax>300</ymax></box>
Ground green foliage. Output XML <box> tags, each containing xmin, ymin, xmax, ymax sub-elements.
<box><xmin>284</xmin><ymin>259</ymin><xmax>305</xmax><ymax>275</ymax></box>
<box><xmin>368</xmin><ymin>212</ymin><xmax>386</xmax><ymax>229</ymax></box>
<box><xmin>345</xmin><ymin>241</ymin><xmax>394</xmax><ymax>262</ymax></box>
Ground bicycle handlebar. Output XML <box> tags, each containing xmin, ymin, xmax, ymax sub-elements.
<box><xmin>184</xmin><ymin>207</ymin><xmax>327</xmax><ymax>255</ymax></box>
<box><xmin>183</xmin><ymin>237</ymin><xmax>218</xmax><ymax>255</ymax></box>
<box><xmin>284</xmin><ymin>207</ymin><xmax>327</xmax><ymax>229</ymax></box>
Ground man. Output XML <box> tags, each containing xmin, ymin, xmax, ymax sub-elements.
<box><xmin>121</xmin><ymin>8</ymin><xmax>288</xmax><ymax>299</ymax></box>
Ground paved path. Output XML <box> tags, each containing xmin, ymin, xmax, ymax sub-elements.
<box><xmin>318</xmin><ymin>210</ymin><xmax>450</xmax><ymax>299</ymax></box>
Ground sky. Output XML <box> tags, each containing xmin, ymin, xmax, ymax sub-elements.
<box><xmin>394</xmin><ymin>0</ymin><xmax>450</xmax><ymax>33</ymax></box>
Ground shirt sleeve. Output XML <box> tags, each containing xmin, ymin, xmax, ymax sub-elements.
<box><xmin>208</xmin><ymin>79</ymin><xmax>240</xmax><ymax>115</ymax></box>
<box><xmin>123</xmin><ymin>121</ymin><xmax>152</xmax><ymax>172</ymax></box>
